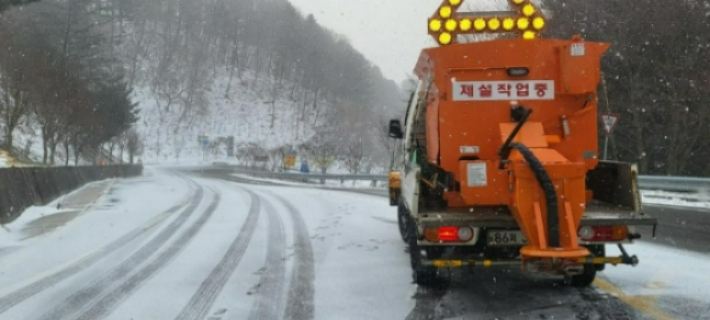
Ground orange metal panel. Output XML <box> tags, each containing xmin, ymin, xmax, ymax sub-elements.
<box><xmin>509</xmin><ymin>148</ymin><xmax>569</xmax><ymax>164</ymax></box>
<box><xmin>499</xmin><ymin>122</ymin><xmax>548</xmax><ymax>148</ymax></box>
<box><xmin>458</xmin><ymin>160</ymin><xmax>510</xmax><ymax>206</ymax></box>
<box><xmin>414</xmin><ymin>38</ymin><xmax>607</xmax><ymax>183</ymax></box>
<box><xmin>511</xmin><ymin>162</ymin><xmax>588</xmax><ymax>257</ymax></box>
<box><xmin>558</xmin><ymin>42</ymin><xmax>611</xmax><ymax>95</ymax></box>
<box><xmin>533</xmin><ymin>202</ymin><xmax>547</xmax><ymax>249</ymax></box>
<box><xmin>426</xmin><ymin>85</ymin><xmax>440</xmax><ymax>164</ymax></box>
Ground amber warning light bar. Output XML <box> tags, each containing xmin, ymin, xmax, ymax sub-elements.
<box><xmin>428</xmin><ymin>0</ymin><xmax>546</xmax><ymax>45</ymax></box>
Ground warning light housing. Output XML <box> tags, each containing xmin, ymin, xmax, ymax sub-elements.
<box><xmin>428</xmin><ymin>0</ymin><xmax>547</xmax><ymax>45</ymax></box>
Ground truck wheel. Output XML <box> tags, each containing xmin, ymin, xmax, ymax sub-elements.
<box><xmin>389</xmin><ymin>188</ymin><xmax>399</xmax><ymax>206</ymax></box>
<box><xmin>397</xmin><ymin>200</ymin><xmax>409</xmax><ymax>243</ymax></box>
<box><xmin>586</xmin><ymin>245</ymin><xmax>606</xmax><ymax>271</ymax></box>
<box><xmin>570</xmin><ymin>265</ymin><xmax>597</xmax><ymax>287</ymax></box>
<box><xmin>406</xmin><ymin>217</ymin><xmax>438</xmax><ymax>286</ymax></box>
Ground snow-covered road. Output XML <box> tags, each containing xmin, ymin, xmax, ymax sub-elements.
<box><xmin>0</xmin><ymin>167</ymin><xmax>706</xmax><ymax>320</ymax></box>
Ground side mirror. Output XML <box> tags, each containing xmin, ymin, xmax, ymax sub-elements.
<box><xmin>389</xmin><ymin>119</ymin><xmax>404</xmax><ymax>139</ymax></box>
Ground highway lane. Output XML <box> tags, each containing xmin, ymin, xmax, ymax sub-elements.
<box><xmin>0</xmin><ymin>167</ymin><xmax>705</xmax><ymax>320</ymax></box>
<box><xmin>0</xmin><ymin>168</ymin><xmax>415</xmax><ymax>320</ymax></box>
<box><xmin>194</xmin><ymin>168</ymin><xmax>693</xmax><ymax>320</ymax></box>
<box><xmin>197</xmin><ymin>167</ymin><xmax>710</xmax><ymax>320</ymax></box>
<box><xmin>202</xmin><ymin>168</ymin><xmax>704</xmax><ymax>253</ymax></box>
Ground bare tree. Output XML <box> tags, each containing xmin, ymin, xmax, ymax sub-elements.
<box><xmin>0</xmin><ymin>79</ymin><xmax>30</xmax><ymax>152</ymax></box>
<box><xmin>0</xmin><ymin>15</ymin><xmax>33</xmax><ymax>152</ymax></box>
<box><xmin>126</xmin><ymin>129</ymin><xmax>143</xmax><ymax>164</ymax></box>
<box><xmin>545</xmin><ymin>0</ymin><xmax>710</xmax><ymax>176</ymax></box>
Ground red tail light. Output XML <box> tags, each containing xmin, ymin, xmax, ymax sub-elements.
<box><xmin>578</xmin><ymin>226</ymin><xmax>628</xmax><ymax>241</ymax></box>
<box><xmin>424</xmin><ymin>226</ymin><xmax>474</xmax><ymax>242</ymax></box>
<box><xmin>438</xmin><ymin>227</ymin><xmax>459</xmax><ymax>242</ymax></box>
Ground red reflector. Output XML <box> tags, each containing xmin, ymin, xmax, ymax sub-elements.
<box><xmin>589</xmin><ymin>226</ymin><xmax>614</xmax><ymax>241</ymax></box>
<box><xmin>438</xmin><ymin>226</ymin><xmax>459</xmax><ymax>242</ymax></box>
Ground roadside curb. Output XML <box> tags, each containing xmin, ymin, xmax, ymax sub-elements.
<box><xmin>56</xmin><ymin>179</ymin><xmax>117</xmax><ymax>214</ymax></box>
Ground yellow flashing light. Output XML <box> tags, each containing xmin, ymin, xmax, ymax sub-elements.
<box><xmin>460</xmin><ymin>18</ymin><xmax>472</xmax><ymax>31</ymax></box>
<box><xmin>427</xmin><ymin>0</ymin><xmax>547</xmax><ymax>44</ymax></box>
<box><xmin>439</xmin><ymin>32</ymin><xmax>453</xmax><ymax>45</ymax></box>
<box><xmin>488</xmin><ymin>17</ymin><xmax>501</xmax><ymax>31</ymax></box>
<box><xmin>533</xmin><ymin>16</ymin><xmax>546</xmax><ymax>30</ymax></box>
<box><xmin>517</xmin><ymin>17</ymin><xmax>530</xmax><ymax>30</ymax></box>
<box><xmin>429</xmin><ymin>19</ymin><xmax>442</xmax><ymax>32</ymax></box>
<box><xmin>440</xmin><ymin>6</ymin><xmax>452</xmax><ymax>18</ymax></box>
<box><xmin>503</xmin><ymin>17</ymin><xmax>515</xmax><ymax>31</ymax></box>
<box><xmin>445</xmin><ymin>19</ymin><xmax>458</xmax><ymax>32</ymax></box>
<box><xmin>474</xmin><ymin>18</ymin><xmax>486</xmax><ymax>31</ymax></box>
<box><xmin>522</xmin><ymin>4</ymin><xmax>535</xmax><ymax>16</ymax></box>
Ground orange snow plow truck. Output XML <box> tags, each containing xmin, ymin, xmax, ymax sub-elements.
<box><xmin>388</xmin><ymin>0</ymin><xmax>657</xmax><ymax>286</ymax></box>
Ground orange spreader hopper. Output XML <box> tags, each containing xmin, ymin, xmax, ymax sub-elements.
<box><xmin>414</xmin><ymin>36</ymin><xmax>610</xmax><ymax>262</ymax></box>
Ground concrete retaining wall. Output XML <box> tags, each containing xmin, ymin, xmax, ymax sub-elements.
<box><xmin>0</xmin><ymin>165</ymin><xmax>143</xmax><ymax>224</ymax></box>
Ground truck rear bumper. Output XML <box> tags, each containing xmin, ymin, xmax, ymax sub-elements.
<box><xmin>421</xmin><ymin>254</ymin><xmax>638</xmax><ymax>271</ymax></box>
<box><xmin>417</xmin><ymin>203</ymin><xmax>657</xmax><ymax>229</ymax></box>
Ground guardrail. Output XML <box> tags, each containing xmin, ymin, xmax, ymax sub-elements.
<box><xmin>637</xmin><ymin>176</ymin><xmax>710</xmax><ymax>193</ymax></box>
<box><xmin>213</xmin><ymin>163</ymin><xmax>710</xmax><ymax>193</ymax></box>
<box><xmin>212</xmin><ymin>164</ymin><xmax>387</xmax><ymax>185</ymax></box>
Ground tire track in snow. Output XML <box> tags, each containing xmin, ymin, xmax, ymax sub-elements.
<box><xmin>33</xmin><ymin>182</ymin><xmax>206</xmax><ymax>320</ymax></box>
<box><xmin>246</xmin><ymin>193</ymin><xmax>286</xmax><ymax>320</ymax></box>
<box><xmin>0</xmin><ymin>177</ymin><xmax>200</xmax><ymax>316</ymax></box>
<box><xmin>72</xmin><ymin>191</ymin><xmax>222</xmax><ymax>320</ymax></box>
<box><xmin>201</xmin><ymin>173</ymin><xmax>315</xmax><ymax>320</ymax></box>
<box><xmin>174</xmin><ymin>189</ymin><xmax>262</xmax><ymax>320</ymax></box>
<box><xmin>0</xmin><ymin>198</ymin><xmax>190</xmax><ymax>314</ymax></box>
<box><xmin>269</xmin><ymin>192</ymin><xmax>315</xmax><ymax>320</ymax></box>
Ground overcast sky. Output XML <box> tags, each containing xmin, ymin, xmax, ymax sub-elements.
<box><xmin>286</xmin><ymin>0</ymin><xmax>509</xmax><ymax>83</ymax></box>
<box><xmin>285</xmin><ymin>0</ymin><xmax>440</xmax><ymax>83</ymax></box>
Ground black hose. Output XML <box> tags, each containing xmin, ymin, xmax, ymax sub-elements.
<box><xmin>509</xmin><ymin>142</ymin><xmax>560</xmax><ymax>247</ymax></box>
<box><xmin>498</xmin><ymin>108</ymin><xmax>533</xmax><ymax>170</ymax></box>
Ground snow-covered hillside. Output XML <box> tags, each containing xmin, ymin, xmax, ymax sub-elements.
<box><xmin>135</xmin><ymin>69</ymin><xmax>322</xmax><ymax>165</ymax></box>
<box><xmin>0</xmin><ymin>0</ymin><xmax>404</xmax><ymax>170</ymax></box>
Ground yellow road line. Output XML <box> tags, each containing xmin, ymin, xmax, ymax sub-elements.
<box><xmin>594</xmin><ymin>278</ymin><xmax>676</xmax><ymax>320</ymax></box>
<box><xmin>643</xmin><ymin>268</ymin><xmax>674</xmax><ymax>305</ymax></box>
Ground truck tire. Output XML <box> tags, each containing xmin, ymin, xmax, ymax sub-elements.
<box><xmin>406</xmin><ymin>217</ymin><xmax>438</xmax><ymax>286</ymax></box>
<box><xmin>587</xmin><ymin>245</ymin><xmax>606</xmax><ymax>271</ymax></box>
<box><xmin>570</xmin><ymin>265</ymin><xmax>597</xmax><ymax>287</ymax></box>
<box><xmin>390</xmin><ymin>188</ymin><xmax>400</xmax><ymax>206</ymax></box>
<box><xmin>569</xmin><ymin>245</ymin><xmax>603</xmax><ymax>287</ymax></box>
<box><xmin>397</xmin><ymin>200</ymin><xmax>410</xmax><ymax>243</ymax></box>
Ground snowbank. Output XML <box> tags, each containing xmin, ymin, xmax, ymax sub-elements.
<box><xmin>641</xmin><ymin>190</ymin><xmax>710</xmax><ymax>210</ymax></box>
<box><xmin>0</xmin><ymin>179</ymin><xmax>108</xmax><ymax>245</ymax></box>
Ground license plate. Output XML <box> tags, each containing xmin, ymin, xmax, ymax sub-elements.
<box><xmin>487</xmin><ymin>230</ymin><xmax>527</xmax><ymax>246</ymax></box>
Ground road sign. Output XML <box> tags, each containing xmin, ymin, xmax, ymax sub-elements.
<box><xmin>198</xmin><ymin>135</ymin><xmax>210</xmax><ymax>148</ymax></box>
<box><xmin>284</xmin><ymin>154</ymin><xmax>297</xmax><ymax>168</ymax></box>
<box><xmin>300</xmin><ymin>161</ymin><xmax>310</xmax><ymax>173</ymax></box>
<box><xmin>601</xmin><ymin>113</ymin><xmax>620</xmax><ymax>136</ymax></box>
